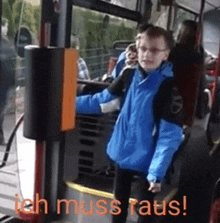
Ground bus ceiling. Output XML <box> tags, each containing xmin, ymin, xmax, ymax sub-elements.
<box><xmin>72</xmin><ymin>0</ymin><xmax>142</xmax><ymax>22</ymax></box>
<box><xmin>175</xmin><ymin>0</ymin><xmax>220</xmax><ymax>14</ymax></box>
<box><xmin>72</xmin><ymin>0</ymin><xmax>156</xmax><ymax>23</ymax></box>
<box><xmin>71</xmin><ymin>0</ymin><xmax>220</xmax><ymax>24</ymax></box>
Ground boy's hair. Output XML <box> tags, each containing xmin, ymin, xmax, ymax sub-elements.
<box><xmin>125</xmin><ymin>43</ymin><xmax>137</xmax><ymax>53</ymax></box>
<box><xmin>135</xmin><ymin>23</ymin><xmax>154</xmax><ymax>42</ymax></box>
<box><xmin>145</xmin><ymin>26</ymin><xmax>174</xmax><ymax>50</ymax></box>
<box><xmin>137</xmin><ymin>22</ymin><xmax>154</xmax><ymax>34</ymax></box>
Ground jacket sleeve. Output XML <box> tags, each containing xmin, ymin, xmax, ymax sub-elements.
<box><xmin>147</xmin><ymin>79</ymin><xmax>184</xmax><ymax>182</ymax></box>
<box><xmin>76</xmin><ymin>68</ymin><xmax>133</xmax><ymax>114</ymax></box>
<box><xmin>76</xmin><ymin>89</ymin><xmax>120</xmax><ymax>114</ymax></box>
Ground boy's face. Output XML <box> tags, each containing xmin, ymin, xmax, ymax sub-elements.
<box><xmin>138</xmin><ymin>34</ymin><xmax>169</xmax><ymax>71</ymax></box>
<box><xmin>135</xmin><ymin>33</ymin><xmax>142</xmax><ymax>48</ymax></box>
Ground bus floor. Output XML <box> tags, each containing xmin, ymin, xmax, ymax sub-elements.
<box><xmin>61</xmin><ymin>117</ymin><xmax>220</xmax><ymax>223</ymax></box>
<box><xmin>159</xmin><ymin>120</ymin><xmax>220</xmax><ymax>223</ymax></box>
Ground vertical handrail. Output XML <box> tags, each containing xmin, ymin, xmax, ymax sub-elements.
<box><xmin>167</xmin><ymin>4</ymin><xmax>173</xmax><ymax>31</ymax></box>
<box><xmin>0</xmin><ymin>115</ymin><xmax>24</xmax><ymax>168</ymax></box>
<box><xmin>196</xmin><ymin>0</ymin><xmax>205</xmax><ymax>50</ymax></box>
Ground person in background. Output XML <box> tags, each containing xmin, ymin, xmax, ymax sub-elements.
<box><xmin>71</xmin><ymin>34</ymin><xmax>90</xmax><ymax>80</ymax></box>
<box><xmin>77</xmin><ymin>57</ymin><xmax>90</xmax><ymax>80</ymax></box>
<box><xmin>0</xmin><ymin>93</ymin><xmax>7</xmax><ymax>145</ymax></box>
<box><xmin>0</xmin><ymin>36</ymin><xmax>16</xmax><ymax>145</ymax></box>
<box><xmin>124</xmin><ymin>43</ymin><xmax>138</xmax><ymax>67</ymax></box>
<box><xmin>111</xmin><ymin>23</ymin><xmax>153</xmax><ymax>79</ymax></box>
<box><xmin>76</xmin><ymin>26</ymin><xmax>183</xmax><ymax>223</ymax></box>
<box><xmin>169</xmin><ymin>20</ymin><xmax>207</xmax><ymax>125</ymax></box>
<box><xmin>71</xmin><ymin>35</ymin><xmax>90</xmax><ymax>94</ymax></box>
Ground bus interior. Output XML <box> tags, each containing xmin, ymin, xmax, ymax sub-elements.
<box><xmin>0</xmin><ymin>0</ymin><xmax>220</xmax><ymax>222</ymax></box>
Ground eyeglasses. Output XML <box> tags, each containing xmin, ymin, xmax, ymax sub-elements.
<box><xmin>139</xmin><ymin>46</ymin><xmax>168</xmax><ymax>54</ymax></box>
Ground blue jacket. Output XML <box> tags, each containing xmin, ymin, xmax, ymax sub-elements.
<box><xmin>76</xmin><ymin>62</ymin><xmax>183</xmax><ymax>182</ymax></box>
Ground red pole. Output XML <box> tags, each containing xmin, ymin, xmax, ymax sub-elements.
<box><xmin>31</xmin><ymin>141</ymin><xmax>46</xmax><ymax>223</ymax></box>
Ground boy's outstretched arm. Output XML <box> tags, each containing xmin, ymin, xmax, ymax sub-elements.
<box><xmin>76</xmin><ymin>68</ymin><xmax>134</xmax><ymax>114</ymax></box>
<box><xmin>147</xmin><ymin>79</ymin><xmax>184</xmax><ymax>184</ymax></box>
<box><xmin>76</xmin><ymin>89</ymin><xmax>119</xmax><ymax>114</ymax></box>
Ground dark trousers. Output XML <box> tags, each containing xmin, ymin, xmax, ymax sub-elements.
<box><xmin>112</xmin><ymin>167</ymin><xmax>155</xmax><ymax>223</ymax></box>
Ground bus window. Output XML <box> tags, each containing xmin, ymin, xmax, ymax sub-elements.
<box><xmin>155</xmin><ymin>6</ymin><xmax>196</xmax><ymax>32</ymax></box>
<box><xmin>13</xmin><ymin>1</ymin><xmax>39</xmax><ymax>118</ymax></box>
<box><xmin>1</xmin><ymin>1</ymin><xmax>17</xmax><ymax>144</ymax></box>
<box><xmin>173</xmin><ymin>8</ymin><xmax>196</xmax><ymax>33</ymax></box>
<box><xmin>71</xmin><ymin>6</ymin><xmax>137</xmax><ymax>79</ymax></box>
<box><xmin>1</xmin><ymin>0</ymin><xmax>40</xmax><ymax>119</ymax></box>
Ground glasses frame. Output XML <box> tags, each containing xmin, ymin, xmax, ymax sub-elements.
<box><xmin>138</xmin><ymin>46</ymin><xmax>168</xmax><ymax>54</ymax></box>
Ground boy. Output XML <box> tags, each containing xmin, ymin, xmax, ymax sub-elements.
<box><xmin>76</xmin><ymin>26</ymin><xmax>183</xmax><ymax>223</ymax></box>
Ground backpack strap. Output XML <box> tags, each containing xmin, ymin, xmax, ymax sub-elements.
<box><xmin>107</xmin><ymin>67</ymin><xmax>136</xmax><ymax>107</ymax></box>
<box><xmin>120</xmin><ymin>68</ymin><xmax>136</xmax><ymax>108</ymax></box>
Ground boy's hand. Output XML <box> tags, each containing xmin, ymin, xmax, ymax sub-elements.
<box><xmin>148</xmin><ymin>182</ymin><xmax>161</xmax><ymax>193</ymax></box>
<box><xmin>125</xmin><ymin>51</ymin><xmax>138</xmax><ymax>66</ymax></box>
<box><xmin>125</xmin><ymin>58</ymin><xmax>137</xmax><ymax>66</ymax></box>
